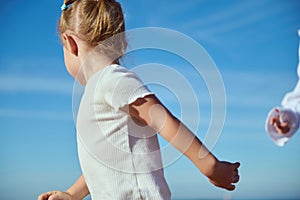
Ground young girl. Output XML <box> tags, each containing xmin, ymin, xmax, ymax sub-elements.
<box><xmin>38</xmin><ymin>0</ymin><xmax>240</xmax><ymax>199</ymax></box>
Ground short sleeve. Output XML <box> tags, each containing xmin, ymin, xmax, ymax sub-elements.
<box><xmin>281</xmin><ymin>82</ymin><xmax>300</xmax><ymax>114</ymax></box>
<box><xmin>102</xmin><ymin>66</ymin><xmax>153</xmax><ymax>111</ymax></box>
<box><xmin>281</xmin><ymin>29</ymin><xmax>300</xmax><ymax>115</ymax></box>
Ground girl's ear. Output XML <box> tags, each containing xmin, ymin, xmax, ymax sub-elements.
<box><xmin>62</xmin><ymin>33</ymin><xmax>78</xmax><ymax>56</ymax></box>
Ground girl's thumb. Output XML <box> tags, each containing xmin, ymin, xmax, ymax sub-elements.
<box><xmin>234</xmin><ymin>162</ymin><xmax>240</xmax><ymax>168</ymax></box>
<box><xmin>48</xmin><ymin>194</ymin><xmax>59</xmax><ymax>200</ymax></box>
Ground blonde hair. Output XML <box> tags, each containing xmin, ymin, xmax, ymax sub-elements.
<box><xmin>59</xmin><ymin>0</ymin><xmax>127</xmax><ymax>62</ymax></box>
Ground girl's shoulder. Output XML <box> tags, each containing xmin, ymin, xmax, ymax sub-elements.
<box><xmin>87</xmin><ymin>64</ymin><xmax>128</xmax><ymax>85</ymax></box>
<box><xmin>102</xmin><ymin>64</ymin><xmax>140</xmax><ymax>82</ymax></box>
<box><xmin>88</xmin><ymin>64</ymin><xmax>141</xmax><ymax>92</ymax></box>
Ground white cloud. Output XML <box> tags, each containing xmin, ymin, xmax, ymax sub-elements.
<box><xmin>182</xmin><ymin>1</ymin><xmax>293</xmax><ymax>45</ymax></box>
<box><xmin>0</xmin><ymin>74</ymin><xmax>74</xmax><ymax>95</ymax></box>
<box><xmin>182</xmin><ymin>1</ymin><xmax>264</xmax><ymax>31</ymax></box>
<box><xmin>0</xmin><ymin>108</ymin><xmax>72</xmax><ymax>121</ymax></box>
<box><xmin>222</xmin><ymin>70</ymin><xmax>297</xmax><ymax>108</ymax></box>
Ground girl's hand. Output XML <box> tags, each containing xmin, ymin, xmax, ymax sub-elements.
<box><xmin>38</xmin><ymin>191</ymin><xmax>73</xmax><ymax>200</ymax></box>
<box><xmin>207</xmin><ymin>161</ymin><xmax>240</xmax><ymax>191</ymax></box>
<box><xmin>270</xmin><ymin>109</ymin><xmax>290</xmax><ymax>134</ymax></box>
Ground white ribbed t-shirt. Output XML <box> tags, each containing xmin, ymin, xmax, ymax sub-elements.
<box><xmin>76</xmin><ymin>64</ymin><xmax>171</xmax><ymax>199</ymax></box>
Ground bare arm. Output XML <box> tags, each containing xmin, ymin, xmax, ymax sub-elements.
<box><xmin>67</xmin><ymin>175</ymin><xmax>89</xmax><ymax>199</ymax></box>
<box><xmin>126</xmin><ymin>94</ymin><xmax>240</xmax><ymax>191</ymax></box>
<box><xmin>38</xmin><ymin>175</ymin><xmax>89</xmax><ymax>200</ymax></box>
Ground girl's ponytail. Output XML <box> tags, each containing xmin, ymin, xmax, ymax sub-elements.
<box><xmin>59</xmin><ymin>0</ymin><xmax>127</xmax><ymax>61</ymax></box>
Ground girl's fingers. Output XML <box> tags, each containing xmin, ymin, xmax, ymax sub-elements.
<box><xmin>273</xmin><ymin>122</ymin><xmax>281</xmax><ymax>133</ymax></box>
<box><xmin>233</xmin><ymin>170</ymin><xmax>238</xmax><ymax>177</ymax></box>
<box><xmin>232</xmin><ymin>175</ymin><xmax>240</xmax><ymax>183</ymax></box>
<box><xmin>49</xmin><ymin>194</ymin><xmax>60</xmax><ymax>200</ymax></box>
<box><xmin>270</xmin><ymin>117</ymin><xmax>275</xmax><ymax>125</ymax></box>
<box><xmin>226</xmin><ymin>184</ymin><xmax>236</xmax><ymax>191</ymax></box>
<box><xmin>270</xmin><ymin>115</ymin><xmax>281</xmax><ymax>126</ymax></box>
<box><xmin>281</xmin><ymin>122</ymin><xmax>289</xmax><ymax>127</ymax></box>
<box><xmin>232</xmin><ymin>163</ymin><xmax>240</xmax><ymax>183</ymax></box>
<box><xmin>233</xmin><ymin>162</ymin><xmax>240</xmax><ymax>170</ymax></box>
<box><xmin>273</xmin><ymin>120</ymin><xmax>290</xmax><ymax>134</ymax></box>
<box><xmin>49</xmin><ymin>193</ymin><xmax>62</xmax><ymax>200</ymax></box>
<box><xmin>38</xmin><ymin>191</ymin><xmax>62</xmax><ymax>200</ymax></box>
<box><xmin>38</xmin><ymin>192</ymin><xmax>52</xmax><ymax>200</ymax></box>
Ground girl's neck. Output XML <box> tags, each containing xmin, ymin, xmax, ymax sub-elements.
<box><xmin>78</xmin><ymin>50</ymin><xmax>115</xmax><ymax>85</ymax></box>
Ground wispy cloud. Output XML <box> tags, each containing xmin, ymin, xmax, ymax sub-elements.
<box><xmin>158</xmin><ymin>0</ymin><xmax>203</xmax><ymax>17</ymax></box>
<box><xmin>0</xmin><ymin>74</ymin><xmax>74</xmax><ymax>95</ymax></box>
<box><xmin>182</xmin><ymin>1</ymin><xmax>295</xmax><ymax>45</ymax></box>
<box><xmin>0</xmin><ymin>108</ymin><xmax>72</xmax><ymax>121</ymax></box>
<box><xmin>222</xmin><ymin>70</ymin><xmax>297</xmax><ymax>108</ymax></box>
<box><xmin>181</xmin><ymin>1</ymin><xmax>264</xmax><ymax>32</ymax></box>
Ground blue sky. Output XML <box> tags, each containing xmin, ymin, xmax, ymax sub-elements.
<box><xmin>1</xmin><ymin>0</ymin><xmax>300</xmax><ymax>199</ymax></box>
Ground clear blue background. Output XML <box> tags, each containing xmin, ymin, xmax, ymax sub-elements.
<box><xmin>0</xmin><ymin>0</ymin><xmax>300</xmax><ymax>199</ymax></box>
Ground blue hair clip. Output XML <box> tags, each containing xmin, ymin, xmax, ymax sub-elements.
<box><xmin>61</xmin><ymin>3</ymin><xmax>72</xmax><ymax>11</ymax></box>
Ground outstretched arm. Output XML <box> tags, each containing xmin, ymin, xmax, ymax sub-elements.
<box><xmin>38</xmin><ymin>175</ymin><xmax>89</xmax><ymax>200</ymax></box>
<box><xmin>126</xmin><ymin>94</ymin><xmax>240</xmax><ymax>191</ymax></box>
<box><xmin>67</xmin><ymin>175</ymin><xmax>89</xmax><ymax>199</ymax></box>
<box><xmin>269</xmin><ymin>66</ymin><xmax>300</xmax><ymax>135</ymax></box>
<box><xmin>266</xmin><ymin>30</ymin><xmax>300</xmax><ymax>142</ymax></box>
